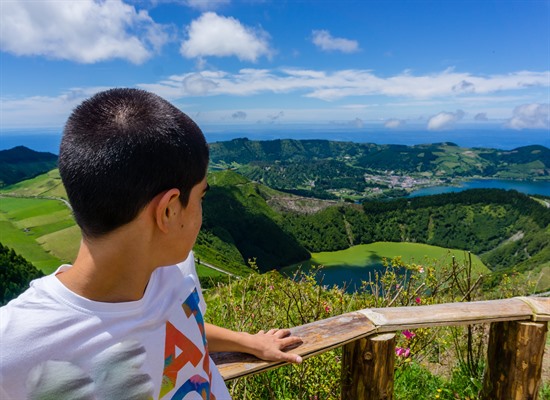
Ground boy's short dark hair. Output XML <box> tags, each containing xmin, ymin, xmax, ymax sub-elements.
<box><xmin>59</xmin><ymin>88</ymin><xmax>209</xmax><ymax>238</ymax></box>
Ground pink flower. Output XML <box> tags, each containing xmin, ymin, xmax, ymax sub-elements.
<box><xmin>402</xmin><ymin>330</ymin><xmax>416</xmax><ymax>340</ymax></box>
<box><xmin>395</xmin><ymin>347</ymin><xmax>411</xmax><ymax>357</ymax></box>
<box><xmin>269</xmin><ymin>285</ymin><xmax>274</xmax><ymax>290</ymax></box>
<box><xmin>415</xmin><ymin>297</ymin><xmax>421</xmax><ymax>304</ymax></box>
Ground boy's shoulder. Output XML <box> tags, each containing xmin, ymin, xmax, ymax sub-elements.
<box><xmin>1</xmin><ymin>272</ymin><xmax>58</xmax><ymax>314</ymax></box>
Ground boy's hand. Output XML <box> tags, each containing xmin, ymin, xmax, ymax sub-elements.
<box><xmin>205</xmin><ymin>323</ymin><xmax>303</xmax><ymax>363</ymax></box>
<box><xmin>248</xmin><ymin>328</ymin><xmax>303</xmax><ymax>364</ymax></box>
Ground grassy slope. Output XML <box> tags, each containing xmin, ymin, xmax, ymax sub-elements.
<box><xmin>2</xmin><ymin>169</ymin><xmax>67</xmax><ymax>198</ymax></box>
<box><xmin>0</xmin><ymin>196</ymin><xmax>73</xmax><ymax>273</ymax></box>
<box><xmin>289</xmin><ymin>242</ymin><xmax>489</xmax><ymax>275</ymax></box>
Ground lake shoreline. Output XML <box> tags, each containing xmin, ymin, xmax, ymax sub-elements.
<box><xmin>407</xmin><ymin>177</ymin><xmax>550</xmax><ymax>198</ymax></box>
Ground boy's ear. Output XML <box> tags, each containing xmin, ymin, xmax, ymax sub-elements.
<box><xmin>154</xmin><ymin>189</ymin><xmax>181</xmax><ymax>233</ymax></box>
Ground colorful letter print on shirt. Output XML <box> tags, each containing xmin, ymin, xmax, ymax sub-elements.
<box><xmin>160</xmin><ymin>288</ymin><xmax>216</xmax><ymax>400</ymax></box>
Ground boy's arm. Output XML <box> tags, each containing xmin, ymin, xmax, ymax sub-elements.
<box><xmin>205</xmin><ymin>323</ymin><xmax>303</xmax><ymax>364</ymax></box>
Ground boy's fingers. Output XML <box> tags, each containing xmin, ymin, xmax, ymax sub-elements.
<box><xmin>279</xmin><ymin>352</ymin><xmax>303</xmax><ymax>364</ymax></box>
<box><xmin>276</xmin><ymin>329</ymin><xmax>292</xmax><ymax>338</ymax></box>
<box><xmin>279</xmin><ymin>335</ymin><xmax>303</xmax><ymax>349</ymax></box>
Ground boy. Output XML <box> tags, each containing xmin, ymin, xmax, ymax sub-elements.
<box><xmin>0</xmin><ymin>88</ymin><xmax>302</xmax><ymax>399</ymax></box>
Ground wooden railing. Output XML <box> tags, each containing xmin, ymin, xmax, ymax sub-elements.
<box><xmin>212</xmin><ymin>296</ymin><xmax>550</xmax><ymax>399</ymax></box>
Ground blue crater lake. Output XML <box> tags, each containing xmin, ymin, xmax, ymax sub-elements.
<box><xmin>408</xmin><ymin>179</ymin><xmax>550</xmax><ymax>197</ymax></box>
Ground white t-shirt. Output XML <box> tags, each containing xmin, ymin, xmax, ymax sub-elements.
<box><xmin>0</xmin><ymin>252</ymin><xmax>230</xmax><ymax>400</ymax></box>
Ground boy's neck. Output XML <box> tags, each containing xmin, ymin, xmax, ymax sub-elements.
<box><xmin>56</xmin><ymin>226</ymin><xmax>157</xmax><ymax>303</ymax></box>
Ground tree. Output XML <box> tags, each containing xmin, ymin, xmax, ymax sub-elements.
<box><xmin>0</xmin><ymin>242</ymin><xmax>44</xmax><ymax>305</ymax></box>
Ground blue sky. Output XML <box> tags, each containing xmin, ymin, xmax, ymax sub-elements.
<box><xmin>1</xmin><ymin>0</ymin><xmax>549</xmax><ymax>140</ymax></box>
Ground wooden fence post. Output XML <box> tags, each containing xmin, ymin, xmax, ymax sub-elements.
<box><xmin>341</xmin><ymin>333</ymin><xmax>396</xmax><ymax>400</ymax></box>
<box><xmin>481</xmin><ymin>321</ymin><xmax>548</xmax><ymax>400</ymax></box>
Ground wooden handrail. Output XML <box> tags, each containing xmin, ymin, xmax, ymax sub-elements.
<box><xmin>212</xmin><ymin>296</ymin><xmax>550</xmax><ymax>381</ymax></box>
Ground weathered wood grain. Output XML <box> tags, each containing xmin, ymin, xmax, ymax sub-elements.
<box><xmin>212</xmin><ymin>312</ymin><xmax>376</xmax><ymax>380</ymax></box>
<box><xmin>341</xmin><ymin>333</ymin><xmax>396</xmax><ymax>400</ymax></box>
<box><xmin>360</xmin><ymin>297</ymin><xmax>542</xmax><ymax>331</ymax></box>
<box><xmin>519</xmin><ymin>296</ymin><xmax>550</xmax><ymax>321</ymax></box>
<box><xmin>481</xmin><ymin>321</ymin><xmax>548</xmax><ymax>400</ymax></box>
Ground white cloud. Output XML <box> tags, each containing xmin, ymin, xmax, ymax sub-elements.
<box><xmin>185</xmin><ymin>0</ymin><xmax>230</xmax><ymax>10</ymax></box>
<box><xmin>0</xmin><ymin>0</ymin><xmax>169</xmax><ymax>64</ymax></box>
<box><xmin>311</xmin><ymin>30</ymin><xmax>360</xmax><ymax>53</ymax></box>
<box><xmin>0</xmin><ymin>87</ymin><xmax>107</xmax><ymax>128</ymax></box>
<box><xmin>138</xmin><ymin>68</ymin><xmax>549</xmax><ymax>103</ymax></box>
<box><xmin>5</xmin><ymin>68</ymin><xmax>548</xmax><ymax>128</ymax></box>
<box><xmin>384</xmin><ymin>119</ymin><xmax>405</xmax><ymax>128</ymax></box>
<box><xmin>180</xmin><ymin>12</ymin><xmax>271</xmax><ymax>62</ymax></box>
<box><xmin>308</xmin><ymin>69</ymin><xmax>549</xmax><ymax>101</ymax></box>
<box><xmin>182</xmin><ymin>73</ymin><xmax>219</xmax><ymax>95</ymax></box>
<box><xmin>506</xmin><ymin>103</ymin><xmax>550</xmax><ymax>130</ymax></box>
<box><xmin>427</xmin><ymin>110</ymin><xmax>465</xmax><ymax>131</ymax></box>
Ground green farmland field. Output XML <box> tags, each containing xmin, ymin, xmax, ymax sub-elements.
<box><xmin>0</xmin><ymin>196</ymin><xmax>79</xmax><ymax>273</ymax></box>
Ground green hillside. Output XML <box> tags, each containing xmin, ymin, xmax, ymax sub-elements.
<box><xmin>0</xmin><ymin>146</ymin><xmax>57</xmax><ymax>186</ymax></box>
<box><xmin>210</xmin><ymin>138</ymin><xmax>550</xmax><ymax>177</ymax></box>
<box><xmin>0</xmin><ymin>196</ymin><xmax>74</xmax><ymax>273</ymax></box>
<box><xmin>2</xmin><ymin>169</ymin><xmax>67</xmax><ymax>199</ymax></box>
<box><xmin>0</xmin><ymin>169</ymin><xmax>75</xmax><ymax>273</ymax></box>
<box><xmin>210</xmin><ymin>139</ymin><xmax>549</xmax><ymax>201</ymax></box>
<box><xmin>198</xmin><ymin>170</ymin><xmax>310</xmax><ymax>273</ymax></box>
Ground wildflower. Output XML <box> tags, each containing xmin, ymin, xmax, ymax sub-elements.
<box><xmin>269</xmin><ymin>285</ymin><xmax>274</xmax><ymax>290</ymax></box>
<box><xmin>402</xmin><ymin>330</ymin><xmax>416</xmax><ymax>340</ymax></box>
<box><xmin>418</xmin><ymin>266</ymin><xmax>425</xmax><ymax>273</ymax></box>
<box><xmin>395</xmin><ymin>347</ymin><xmax>411</xmax><ymax>358</ymax></box>
<box><xmin>415</xmin><ymin>297</ymin><xmax>421</xmax><ymax>304</ymax></box>
<box><xmin>323</xmin><ymin>302</ymin><xmax>331</xmax><ymax>313</ymax></box>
